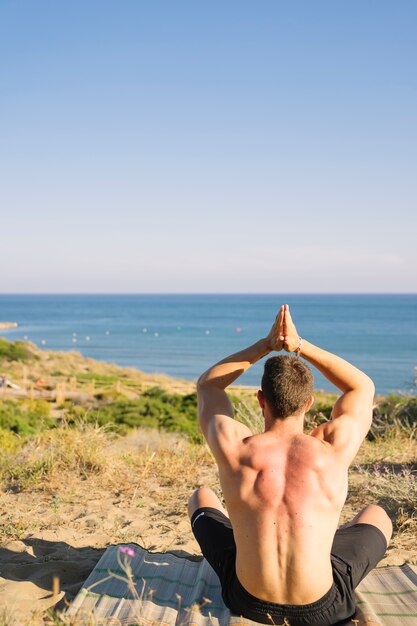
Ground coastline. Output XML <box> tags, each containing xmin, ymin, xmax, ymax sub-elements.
<box><xmin>0</xmin><ymin>337</ymin><xmax>412</xmax><ymax>401</ymax></box>
<box><xmin>0</xmin><ymin>338</ymin><xmax>416</xmax><ymax>622</ymax></box>
<box><xmin>0</xmin><ymin>293</ymin><xmax>416</xmax><ymax>394</ymax></box>
<box><xmin>0</xmin><ymin>322</ymin><xmax>18</xmax><ymax>329</ymax></box>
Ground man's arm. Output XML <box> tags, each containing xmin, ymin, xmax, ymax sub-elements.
<box><xmin>197</xmin><ymin>306</ymin><xmax>285</xmax><ymax>462</ymax></box>
<box><xmin>283</xmin><ymin>305</ymin><xmax>375</xmax><ymax>461</ymax></box>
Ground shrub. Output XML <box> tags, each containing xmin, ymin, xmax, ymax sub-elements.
<box><xmin>0</xmin><ymin>429</ymin><xmax>22</xmax><ymax>454</ymax></box>
<box><xmin>371</xmin><ymin>394</ymin><xmax>417</xmax><ymax>440</ymax></box>
<box><xmin>86</xmin><ymin>387</ymin><xmax>202</xmax><ymax>442</ymax></box>
<box><xmin>0</xmin><ymin>400</ymin><xmax>54</xmax><ymax>435</ymax></box>
<box><xmin>0</xmin><ymin>339</ymin><xmax>34</xmax><ymax>362</ymax></box>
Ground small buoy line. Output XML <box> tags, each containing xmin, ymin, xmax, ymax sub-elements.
<box><xmin>13</xmin><ymin>326</ymin><xmax>244</xmax><ymax>349</ymax></box>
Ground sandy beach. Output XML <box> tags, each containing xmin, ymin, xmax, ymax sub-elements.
<box><xmin>0</xmin><ymin>430</ymin><xmax>211</xmax><ymax>622</ymax></box>
<box><xmin>1</xmin><ymin>427</ymin><xmax>416</xmax><ymax>624</ymax></box>
<box><xmin>0</xmin><ymin>344</ymin><xmax>416</xmax><ymax>623</ymax></box>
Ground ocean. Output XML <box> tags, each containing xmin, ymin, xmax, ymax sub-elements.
<box><xmin>0</xmin><ymin>294</ymin><xmax>416</xmax><ymax>395</ymax></box>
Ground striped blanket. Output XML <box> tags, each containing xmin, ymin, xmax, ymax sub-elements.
<box><xmin>68</xmin><ymin>544</ymin><xmax>417</xmax><ymax>625</ymax></box>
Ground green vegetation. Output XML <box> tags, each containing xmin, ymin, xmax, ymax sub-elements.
<box><xmin>0</xmin><ymin>429</ymin><xmax>21</xmax><ymax>453</ymax></box>
<box><xmin>0</xmin><ymin>338</ymin><xmax>34</xmax><ymax>362</ymax></box>
<box><xmin>308</xmin><ymin>394</ymin><xmax>338</xmax><ymax>424</ymax></box>
<box><xmin>76</xmin><ymin>372</ymin><xmax>120</xmax><ymax>384</ymax></box>
<box><xmin>0</xmin><ymin>383</ymin><xmax>416</xmax><ymax>446</ymax></box>
<box><xmin>371</xmin><ymin>393</ymin><xmax>417</xmax><ymax>439</ymax></box>
<box><xmin>0</xmin><ymin>387</ymin><xmax>200</xmax><ymax>442</ymax></box>
<box><xmin>0</xmin><ymin>400</ymin><xmax>54</xmax><ymax>436</ymax></box>
<box><xmin>85</xmin><ymin>387</ymin><xmax>201</xmax><ymax>441</ymax></box>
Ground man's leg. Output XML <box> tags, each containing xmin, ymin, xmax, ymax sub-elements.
<box><xmin>332</xmin><ymin>504</ymin><xmax>392</xmax><ymax>591</ymax></box>
<box><xmin>188</xmin><ymin>486</ymin><xmax>236</xmax><ymax>589</ymax></box>
<box><xmin>343</xmin><ymin>504</ymin><xmax>393</xmax><ymax>545</ymax></box>
<box><xmin>188</xmin><ymin>486</ymin><xmax>228</xmax><ymax>519</ymax></box>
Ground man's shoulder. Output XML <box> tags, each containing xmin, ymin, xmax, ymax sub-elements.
<box><xmin>289</xmin><ymin>433</ymin><xmax>341</xmax><ymax>470</ymax></box>
<box><xmin>236</xmin><ymin>431</ymin><xmax>334</xmax><ymax>472</ymax></box>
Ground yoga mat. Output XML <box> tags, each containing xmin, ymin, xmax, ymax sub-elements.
<box><xmin>68</xmin><ymin>544</ymin><xmax>417</xmax><ymax>625</ymax></box>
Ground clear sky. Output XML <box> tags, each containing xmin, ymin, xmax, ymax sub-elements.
<box><xmin>1</xmin><ymin>1</ymin><xmax>416</xmax><ymax>293</ymax></box>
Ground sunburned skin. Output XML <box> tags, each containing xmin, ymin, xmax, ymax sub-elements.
<box><xmin>220</xmin><ymin>428</ymin><xmax>349</xmax><ymax>604</ymax></box>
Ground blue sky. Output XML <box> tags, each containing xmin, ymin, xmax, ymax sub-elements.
<box><xmin>1</xmin><ymin>1</ymin><xmax>416</xmax><ymax>293</ymax></box>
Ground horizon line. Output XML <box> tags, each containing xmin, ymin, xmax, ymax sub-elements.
<box><xmin>0</xmin><ymin>292</ymin><xmax>416</xmax><ymax>297</ymax></box>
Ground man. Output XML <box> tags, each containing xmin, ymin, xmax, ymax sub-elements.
<box><xmin>189</xmin><ymin>305</ymin><xmax>392</xmax><ymax>626</ymax></box>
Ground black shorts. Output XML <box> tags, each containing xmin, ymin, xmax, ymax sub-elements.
<box><xmin>191</xmin><ymin>507</ymin><xmax>387</xmax><ymax>626</ymax></box>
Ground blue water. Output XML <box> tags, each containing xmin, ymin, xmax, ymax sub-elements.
<box><xmin>0</xmin><ymin>294</ymin><xmax>416</xmax><ymax>395</ymax></box>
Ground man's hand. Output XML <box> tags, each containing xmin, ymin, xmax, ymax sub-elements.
<box><xmin>282</xmin><ymin>305</ymin><xmax>301</xmax><ymax>353</ymax></box>
<box><xmin>265</xmin><ymin>305</ymin><xmax>285</xmax><ymax>351</ymax></box>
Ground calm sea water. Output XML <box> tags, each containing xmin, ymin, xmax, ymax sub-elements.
<box><xmin>0</xmin><ymin>294</ymin><xmax>416</xmax><ymax>395</ymax></box>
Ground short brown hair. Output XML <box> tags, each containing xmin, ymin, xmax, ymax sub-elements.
<box><xmin>261</xmin><ymin>355</ymin><xmax>314</xmax><ymax>418</ymax></box>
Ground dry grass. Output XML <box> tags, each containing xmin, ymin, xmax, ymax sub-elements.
<box><xmin>0</xmin><ymin>421</ymin><xmax>416</xmax><ymax>625</ymax></box>
<box><xmin>349</xmin><ymin>440</ymin><xmax>417</xmax><ymax>541</ymax></box>
<box><xmin>0</xmin><ymin>423</ymin><xmax>214</xmax><ymax>548</ymax></box>
<box><xmin>0</xmin><ymin>423</ymin><xmax>217</xmax><ymax>625</ymax></box>
<box><xmin>0</xmin><ymin>353</ymin><xmax>415</xmax><ymax>625</ymax></box>
<box><xmin>0</xmin><ymin>422</ymin><xmax>112</xmax><ymax>494</ymax></box>
<box><xmin>1</xmin><ymin>414</ymin><xmax>415</xmax><ymax>544</ymax></box>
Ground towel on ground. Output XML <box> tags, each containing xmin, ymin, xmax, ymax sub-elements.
<box><xmin>68</xmin><ymin>544</ymin><xmax>417</xmax><ymax>626</ymax></box>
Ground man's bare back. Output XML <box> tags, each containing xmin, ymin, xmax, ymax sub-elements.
<box><xmin>189</xmin><ymin>304</ymin><xmax>392</xmax><ymax>625</ymax></box>
<box><xmin>222</xmin><ymin>430</ymin><xmax>348</xmax><ymax>604</ymax></box>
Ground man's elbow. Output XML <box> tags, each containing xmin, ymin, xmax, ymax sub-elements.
<box><xmin>197</xmin><ymin>363</ymin><xmax>214</xmax><ymax>386</ymax></box>
<box><xmin>197</xmin><ymin>371</ymin><xmax>218</xmax><ymax>391</ymax></box>
<box><xmin>360</xmin><ymin>376</ymin><xmax>375</xmax><ymax>413</ymax></box>
<box><xmin>345</xmin><ymin>375</ymin><xmax>374</xmax><ymax>399</ymax></box>
<box><xmin>196</xmin><ymin>376</ymin><xmax>214</xmax><ymax>408</ymax></box>
<box><xmin>196</xmin><ymin>374</ymin><xmax>204</xmax><ymax>387</ymax></box>
<box><xmin>363</xmin><ymin>375</ymin><xmax>375</xmax><ymax>397</ymax></box>
<box><xmin>196</xmin><ymin>375</ymin><xmax>208</xmax><ymax>392</ymax></box>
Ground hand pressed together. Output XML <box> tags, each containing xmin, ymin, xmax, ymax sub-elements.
<box><xmin>282</xmin><ymin>305</ymin><xmax>301</xmax><ymax>353</ymax></box>
<box><xmin>266</xmin><ymin>304</ymin><xmax>300</xmax><ymax>354</ymax></box>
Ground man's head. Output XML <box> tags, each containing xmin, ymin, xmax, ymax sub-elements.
<box><xmin>259</xmin><ymin>355</ymin><xmax>314</xmax><ymax>419</ymax></box>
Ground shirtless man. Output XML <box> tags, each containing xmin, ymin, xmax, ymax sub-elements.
<box><xmin>189</xmin><ymin>305</ymin><xmax>392</xmax><ymax>626</ymax></box>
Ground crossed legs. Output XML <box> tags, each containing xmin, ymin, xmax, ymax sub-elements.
<box><xmin>342</xmin><ymin>503</ymin><xmax>393</xmax><ymax>545</ymax></box>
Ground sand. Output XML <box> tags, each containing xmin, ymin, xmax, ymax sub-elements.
<box><xmin>0</xmin><ymin>342</ymin><xmax>414</xmax><ymax>622</ymax></box>
<box><xmin>0</xmin><ymin>430</ymin><xmax>416</xmax><ymax>623</ymax></box>
<box><xmin>0</xmin><ymin>431</ymin><xmax>203</xmax><ymax>622</ymax></box>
